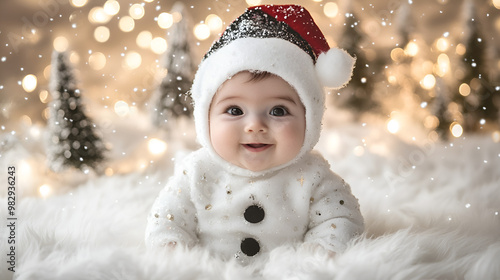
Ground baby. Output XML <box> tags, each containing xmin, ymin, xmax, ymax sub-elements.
<box><xmin>145</xmin><ymin>4</ymin><xmax>364</xmax><ymax>264</ymax></box>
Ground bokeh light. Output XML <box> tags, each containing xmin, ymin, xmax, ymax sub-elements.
<box><xmin>450</xmin><ymin>122</ymin><xmax>463</xmax><ymax>137</ymax></box>
<box><xmin>206</xmin><ymin>14</ymin><xmax>223</xmax><ymax>33</ymax></box>
<box><xmin>390</xmin><ymin>47</ymin><xmax>406</xmax><ymax>62</ymax></box>
<box><xmin>246</xmin><ymin>0</ymin><xmax>262</xmax><ymax>5</ymax></box>
<box><xmin>39</xmin><ymin>90</ymin><xmax>49</xmax><ymax>103</ymax></box>
<box><xmin>493</xmin><ymin>0</ymin><xmax>500</xmax><ymax>9</ymax></box>
<box><xmin>22</xmin><ymin>74</ymin><xmax>37</xmax><ymax>92</ymax></box>
<box><xmin>459</xmin><ymin>83</ymin><xmax>471</xmax><ymax>96</ymax></box>
<box><xmin>436</xmin><ymin>53</ymin><xmax>450</xmax><ymax>77</ymax></box>
<box><xmin>103</xmin><ymin>0</ymin><xmax>120</xmax><ymax>16</ymax></box>
<box><xmin>129</xmin><ymin>4</ymin><xmax>145</xmax><ymax>20</ymax></box>
<box><xmin>158</xmin><ymin>12</ymin><xmax>174</xmax><ymax>29</ymax></box>
<box><xmin>88</xmin><ymin>52</ymin><xmax>107</xmax><ymax>70</ymax></box>
<box><xmin>194</xmin><ymin>23</ymin><xmax>211</xmax><ymax>40</ymax></box>
<box><xmin>151</xmin><ymin>37</ymin><xmax>167</xmax><ymax>54</ymax></box>
<box><xmin>123</xmin><ymin>51</ymin><xmax>142</xmax><ymax>69</ymax></box>
<box><xmin>387</xmin><ymin>119</ymin><xmax>400</xmax><ymax>134</ymax></box>
<box><xmin>53</xmin><ymin>36</ymin><xmax>69</xmax><ymax>52</ymax></box>
<box><xmin>456</xmin><ymin>43</ymin><xmax>466</xmax><ymax>55</ymax></box>
<box><xmin>136</xmin><ymin>31</ymin><xmax>153</xmax><ymax>49</ymax></box>
<box><xmin>435</xmin><ymin>38</ymin><xmax>449</xmax><ymax>52</ymax></box>
<box><xmin>148</xmin><ymin>138</ymin><xmax>168</xmax><ymax>155</ymax></box>
<box><xmin>88</xmin><ymin>7</ymin><xmax>112</xmax><ymax>24</ymax></box>
<box><xmin>119</xmin><ymin>16</ymin><xmax>135</xmax><ymax>32</ymax></box>
<box><xmin>323</xmin><ymin>2</ymin><xmax>339</xmax><ymax>18</ymax></box>
<box><xmin>421</xmin><ymin>74</ymin><xmax>436</xmax><ymax>90</ymax></box>
<box><xmin>39</xmin><ymin>184</ymin><xmax>52</xmax><ymax>198</ymax></box>
<box><xmin>94</xmin><ymin>26</ymin><xmax>110</xmax><ymax>43</ymax></box>
<box><xmin>405</xmin><ymin>41</ymin><xmax>419</xmax><ymax>57</ymax></box>
<box><xmin>70</xmin><ymin>0</ymin><xmax>88</xmax><ymax>8</ymax></box>
<box><xmin>114</xmin><ymin>100</ymin><xmax>130</xmax><ymax>117</ymax></box>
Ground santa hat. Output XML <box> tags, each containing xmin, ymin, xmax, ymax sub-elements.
<box><xmin>191</xmin><ymin>5</ymin><xmax>355</xmax><ymax>175</ymax></box>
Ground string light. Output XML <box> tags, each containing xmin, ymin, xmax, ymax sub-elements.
<box><xmin>436</xmin><ymin>53</ymin><xmax>450</xmax><ymax>77</ymax></box>
<box><xmin>450</xmin><ymin>122</ymin><xmax>463</xmax><ymax>138</ymax></box>
<box><xmin>70</xmin><ymin>0</ymin><xmax>87</xmax><ymax>8</ymax></box>
<box><xmin>158</xmin><ymin>12</ymin><xmax>173</xmax><ymax>29</ymax></box>
<box><xmin>455</xmin><ymin>43</ymin><xmax>466</xmax><ymax>55</ymax></box>
<box><xmin>94</xmin><ymin>26</ymin><xmax>110</xmax><ymax>43</ymax></box>
<box><xmin>39</xmin><ymin>184</ymin><xmax>52</xmax><ymax>198</ymax></box>
<box><xmin>39</xmin><ymin>90</ymin><xmax>49</xmax><ymax>103</ymax></box>
<box><xmin>103</xmin><ymin>0</ymin><xmax>120</xmax><ymax>16</ymax></box>
<box><xmin>88</xmin><ymin>52</ymin><xmax>107</xmax><ymax>70</ymax></box>
<box><xmin>105</xmin><ymin>168</ymin><xmax>114</xmax><ymax>176</ymax></box>
<box><xmin>53</xmin><ymin>36</ymin><xmax>69</xmax><ymax>52</ymax></box>
<box><xmin>493</xmin><ymin>0</ymin><xmax>500</xmax><ymax>9</ymax></box>
<box><xmin>404</xmin><ymin>42</ymin><xmax>419</xmax><ymax>57</ymax></box>
<box><xmin>194</xmin><ymin>23</ymin><xmax>210</xmax><ymax>40</ymax></box>
<box><xmin>119</xmin><ymin>16</ymin><xmax>135</xmax><ymax>32</ymax></box>
<box><xmin>492</xmin><ymin>131</ymin><xmax>500</xmax><ymax>143</ymax></box>
<box><xmin>136</xmin><ymin>31</ymin><xmax>153</xmax><ymax>49</ymax></box>
<box><xmin>148</xmin><ymin>138</ymin><xmax>168</xmax><ymax>155</ymax></box>
<box><xmin>123</xmin><ymin>51</ymin><xmax>142</xmax><ymax>69</ymax></box>
<box><xmin>114</xmin><ymin>100</ymin><xmax>130</xmax><ymax>117</ymax></box>
<box><xmin>390</xmin><ymin>47</ymin><xmax>406</xmax><ymax>62</ymax></box>
<box><xmin>88</xmin><ymin>7</ymin><xmax>111</xmax><ymax>24</ymax></box>
<box><xmin>459</xmin><ymin>83</ymin><xmax>471</xmax><ymax>96</ymax></box>
<box><xmin>323</xmin><ymin>2</ymin><xmax>339</xmax><ymax>18</ymax></box>
<box><xmin>420</xmin><ymin>74</ymin><xmax>436</xmax><ymax>90</ymax></box>
<box><xmin>246</xmin><ymin>0</ymin><xmax>262</xmax><ymax>5</ymax></box>
<box><xmin>206</xmin><ymin>14</ymin><xmax>223</xmax><ymax>33</ymax></box>
<box><xmin>129</xmin><ymin>4</ymin><xmax>145</xmax><ymax>20</ymax></box>
<box><xmin>150</xmin><ymin>37</ymin><xmax>167</xmax><ymax>54</ymax></box>
<box><xmin>22</xmin><ymin>74</ymin><xmax>37</xmax><ymax>92</ymax></box>
<box><xmin>435</xmin><ymin>38</ymin><xmax>449</xmax><ymax>52</ymax></box>
<box><xmin>387</xmin><ymin>119</ymin><xmax>400</xmax><ymax>134</ymax></box>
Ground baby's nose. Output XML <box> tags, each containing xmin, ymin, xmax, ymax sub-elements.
<box><xmin>245</xmin><ymin>115</ymin><xmax>268</xmax><ymax>133</ymax></box>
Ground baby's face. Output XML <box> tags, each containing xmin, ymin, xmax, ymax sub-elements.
<box><xmin>209</xmin><ymin>72</ymin><xmax>305</xmax><ymax>172</ymax></box>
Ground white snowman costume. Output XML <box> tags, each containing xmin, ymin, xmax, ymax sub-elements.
<box><xmin>145</xmin><ymin>5</ymin><xmax>364</xmax><ymax>264</ymax></box>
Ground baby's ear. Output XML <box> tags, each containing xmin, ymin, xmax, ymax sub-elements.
<box><xmin>315</xmin><ymin>48</ymin><xmax>356</xmax><ymax>90</ymax></box>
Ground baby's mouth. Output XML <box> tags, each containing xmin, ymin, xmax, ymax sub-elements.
<box><xmin>243</xmin><ymin>143</ymin><xmax>272</xmax><ymax>152</ymax></box>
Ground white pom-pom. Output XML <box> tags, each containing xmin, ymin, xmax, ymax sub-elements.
<box><xmin>315</xmin><ymin>48</ymin><xmax>355</xmax><ymax>89</ymax></box>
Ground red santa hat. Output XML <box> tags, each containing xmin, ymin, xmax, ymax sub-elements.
<box><xmin>191</xmin><ymin>5</ymin><xmax>355</xmax><ymax>174</ymax></box>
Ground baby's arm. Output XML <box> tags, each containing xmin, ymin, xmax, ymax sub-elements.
<box><xmin>304</xmin><ymin>173</ymin><xmax>364</xmax><ymax>254</ymax></box>
<box><xmin>145</xmin><ymin>163</ymin><xmax>198</xmax><ymax>249</ymax></box>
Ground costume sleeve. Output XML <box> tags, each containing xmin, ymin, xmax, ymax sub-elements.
<box><xmin>304</xmin><ymin>171</ymin><xmax>364</xmax><ymax>253</ymax></box>
<box><xmin>145</xmin><ymin>158</ymin><xmax>198</xmax><ymax>249</ymax></box>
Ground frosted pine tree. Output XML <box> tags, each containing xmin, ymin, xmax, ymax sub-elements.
<box><xmin>335</xmin><ymin>9</ymin><xmax>377</xmax><ymax>116</ymax></box>
<box><xmin>456</xmin><ymin>0</ymin><xmax>499</xmax><ymax>131</ymax></box>
<box><xmin>394</xmin><ymin>1</ymin><xmax>414</xmax><ymax>49</ymax></box>
<box><xmin>46</xmin><ymin>50</ymin><xmax>106</xmax><ymax>173</ymax></box>
<box><xmin>432</xmin><ymin>77</ymin><xmax>453</xmax><ymax>139</ymax></box>
<box><xmin>151</xmin><ymin>2</ymin><xmax>195</xmax><ymax>129</ymax></box>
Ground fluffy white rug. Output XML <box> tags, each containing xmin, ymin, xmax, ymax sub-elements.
<box><xmin>1</xmin><ymin>123</ymin><xmax>499</xmax><ymax>280</ymax></box>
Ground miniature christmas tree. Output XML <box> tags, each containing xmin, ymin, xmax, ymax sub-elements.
<box><xmin>394</xmin><ymin>1</ymin><xmax>414</xmax><ymax>49</ymax></box>
<box><xmin>432</xmin><ymin>77</ymin><xmax>453</xmax><ymax>139</ymax></box>
<box><xmin>46</xmin><ymin>50</ymin><xmax>106</xmax><ymax>173</ymax></box>
<box><xmin>151</xmin><ymin>2</ymin><xmax>195</xmax><ymax>129</ymax></box>
<box><xmin>335</xmin><ymin>10</ymin><xmax>377</xmax><ymax>116</ymax></box>
<box><xmin>456</xmin><ymin>0</ymin><xmax>499</xmax><ymax>131</ymax></box>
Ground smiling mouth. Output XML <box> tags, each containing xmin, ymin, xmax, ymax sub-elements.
<box><xmin>243</xmin><ymin>143</ymin><xmax>272</xmax><ymax>152</ymax></box>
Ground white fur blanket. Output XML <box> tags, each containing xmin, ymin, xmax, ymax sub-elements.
<box><xmin>1</xmin><ymin>124</ymin><xmax>499</xmax><ymax>280</ymax></box>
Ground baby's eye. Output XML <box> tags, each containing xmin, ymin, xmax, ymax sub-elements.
<box><xmin>270</xmin><ymin>106</ymin><xmax>288</xmax><ymax>116</ymax></box>
<box><xmin>226</xmin><ymin>106</ymin><xmax>243</xmax><ymax>116</ymax></box>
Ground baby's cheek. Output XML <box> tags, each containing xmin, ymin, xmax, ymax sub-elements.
<box><xmin>210</xmin><ymin>121</ymin><xmax>238</xmax><ymax>159</ymax></box>
<box><xmin>279</xmin><ymin>122</ymin><xmax>304</xmax><ymax>153</ymax></box>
